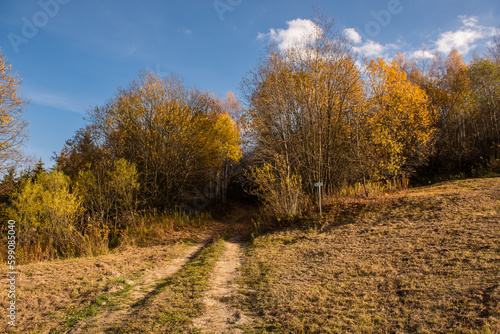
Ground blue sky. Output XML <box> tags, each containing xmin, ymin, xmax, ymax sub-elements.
<box><xmin>0</xmin><ymin>0</ymin><xmax>498</xmax><ymax>168</ymax></box>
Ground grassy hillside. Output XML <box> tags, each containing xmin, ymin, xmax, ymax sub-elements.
<box><xmin>236</xmin><ymin>178</ymin><xmax>500</xmax><ymax>333</ymax></box>
<box><xmin>1</xmin><ymin>178</ymin><xmax>498</xmax><ymax>333</ymax></box>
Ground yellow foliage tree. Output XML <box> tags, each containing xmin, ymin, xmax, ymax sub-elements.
<box><xmin>247</xmin><ymin>154</ymin><xmax>306</xmax><ymax>222</ymax></box>
<box><xmin>365</xmin><ymin>58</ymin><xmax>435</xmax><ymax>179</ymax></box>
<box><xmin>0</xmin><ymin>48</ymin><xmax>28</xmax><ymax>172</ymax></box>
<box><xmin>8</xmin><ymin>170</ymin><xmax>85</xmax><ymax>260</ymax></box>
<box><xmin>90</xmin><ymin>71</ymin><xmax>242</xmax><ymax>208</ymax></box>
<box><xmin>242</xmin><ymin>15</ymin><xmax>365</xmax><ymax>194</ymax></box>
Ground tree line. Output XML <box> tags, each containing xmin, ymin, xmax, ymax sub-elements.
<box><xmin>0</xmin><ymin>65</ymin><xmax>242</xmax><ymax>261</ymax></box>
<box><xmin>243</xmin><ymin>17</ymin><xmax>500</xmax><ymax>220</ymax></box>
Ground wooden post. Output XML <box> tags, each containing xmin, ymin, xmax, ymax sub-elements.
<box><xmin>314</xmin><ymin>182</ymin><xmax>324</xmax><ymax>217</ymax></box>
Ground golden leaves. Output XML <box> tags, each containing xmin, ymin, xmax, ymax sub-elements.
<box><xmin>0</xmin><ymin>48</ymin><xmax>29</xmax><ymax>172</ymax></box>
<box><xmin>88</xmin><ymin>70</ymin><xmax>242</xmax><ymax>205</ymax></box>
<box><xmin>365</xmin><ymin>58</ymin><xmax>435</xmax><ymax>177</ymax></box>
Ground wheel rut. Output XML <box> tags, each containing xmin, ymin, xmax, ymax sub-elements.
<box><xmin>192</xmin><ymin>235</ymin><xmax>251</xmax><ymax>334</ymax></box>
<box><xmin>65</xmin><ymin>237</ymin><xmax>211</xmax><ymax>334</ymax></box>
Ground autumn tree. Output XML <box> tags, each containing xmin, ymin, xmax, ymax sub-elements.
<box><xmin>246</xmin><ymin>153</ymin><xmax>306</xmax><ymax>222</ymax></box>
<box><xmin>443</xmin><ymin>51</ymin><xmax>473</xmax><ymax>167</ymax></box>
<box><xmin>8</xmin><ymin>170</ymin><xmax>85</xmax><ymax>260</ymax></box>
<box><xmin>76</xmin><ymin>158</ymin><xmax>139</xmax><ymax>237</ymax></box>
<box><xmin>413</xmin><ymin>50</ymin><xmax>477</xmax><ymax>172</ymax></box>
<box><xmin>242</xmin><ymin>15</ymin><xmax>365</xmax><ymax>199</ymax></box>
<box><xmin>393</xmin><ymin>51</ymin><xmax>427</xmax><ymax>86</ymax></box>
<box><xmin>209</xmin><ymin>93</ymin><xmax>243</xmax><ymax>203</ymax></box>
<box><xmin>489</xmin><ymin>27</ymin><xmax>500</xmax><ymax>64</ymax></box>
<box><xmin>0</xmin><ymin>48</ymin><xmax>28</xmax><ymax>173</ymax></box>
<box><xmin>88</xmin><ymin>70</ymin><xmax>241</xmax><ymax>210</ymax></box>
<box><xmin>468</xmin><ymin>57</ymin><xmax>500</xmax><ymax>164</ymax></box>
<box><xmin>364</xmin><ymin>58</ymin><xmax>435</xmax><ymax>180</ymax></box>
<box><xmin>397</xmin><ymin>50</ymin><xmax>478</xmax><ymax>173</ymax></box>
<box><xmin>389</xmin><ymin>49</ymin><xmax>499</xmax><ymax>175</ymax></box>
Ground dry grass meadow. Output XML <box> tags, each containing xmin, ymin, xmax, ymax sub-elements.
<box><xmin>0</xmin><ymin>219</ymin><xmax>227</xmax><ymax>334</ymax></box>
<box><xmin>0</xmin><ymin>178</ymin><xmax>498</xmax><ymax>333</ymax></box>
<box><xmin>235</xmin><ymin>178</ymin><xmax>500</xmax><ymax>333</ymax></box>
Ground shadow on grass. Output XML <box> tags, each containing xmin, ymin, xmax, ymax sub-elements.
<box><xmin>128</xmin><ymin>237</ymin><xmax>216</xmax><ymax>310</ymax></box>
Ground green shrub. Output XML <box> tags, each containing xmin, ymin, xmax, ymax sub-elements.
<box><xmin>76</xmin><ymin>158</ymin><xmax>139</xmax><ymax>237</ymax></box>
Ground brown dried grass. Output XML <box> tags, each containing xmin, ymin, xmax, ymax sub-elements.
<box><xmin>237</xmin><ymin>177</ymin><xmax>500</xmax><ymax>333</ymax></box>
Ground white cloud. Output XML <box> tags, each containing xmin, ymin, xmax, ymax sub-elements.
<box><xmin>343</xmin><ymin>27</ymin><xmax>396</xmax><ymax>58</ymax></box>
<box><xmin>354</xmin><ymin>40</ymin><xmax>385</xmax><ymax>57</ymax></box>
<box><xmin>436</xmin><ymin>30</ymin><xmax>483</xmax><ymax>54</ymax></box>
<box><xmin>258</xmin><ymin>19</ymin><xmax>320</xmax><ymax>51</ymax></box>
<box><xmin>435</xmin><ymin>15</ymin><xmax>496</xmax><ymax>55</ymax></box>
<box><xmin>460</xmin><ymin>15</ymin><xmax>478</xmax><ymax>28</ymax></box>
<box><xmin>260</xmin><ymin>16</ymin><xmax>496</xmax><ymax>61</ymax></box>
<box><xmin>344</xmin><ymin>28</ymin><xmax>362</xmax><ymax>44</ymax></box>
<box><xmin>353</xmin><ymin>40</ymin><xmax>398</xmax><ymax>58</ymax></box>
<box><xmin>27</xmin><ymin>90</ymin><xmax>86</xmax><ymax>114</ymax></box>
<box><xmin>410</xmin><ymin>50</ymin><xmax>435</xmax><ymax>59</ymax></box>
<box><xmin>260</xmin><ymin>21</ymin><xmax>396</xmax><ymax>59</ymax></box>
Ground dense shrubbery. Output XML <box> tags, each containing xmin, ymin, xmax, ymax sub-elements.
<box><xmin>6</xmin><ymin>170</ymin><xmax>86</xmax><ymax>261</ymax></box>
<box><xmin>246</xmin><ymin>154</ymin><xmax>307</xmax><ymax>224</ymax></box>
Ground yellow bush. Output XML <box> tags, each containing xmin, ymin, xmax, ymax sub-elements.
<box><xmin>247</xmin><ymin>154</ymin><xmax>306</xmax><ymax>223</ymax></box>
<box><xmin>8</xmin><ymin>170</ymin><xmax>85</xmax><ymax>261</ymax></box>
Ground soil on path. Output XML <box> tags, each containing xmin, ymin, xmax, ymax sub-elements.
<box><xmin>192</xmin><ymin>205</ymin><xmax>255</xmax><ymax>333</ymax></box>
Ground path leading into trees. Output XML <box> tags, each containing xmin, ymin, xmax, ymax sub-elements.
<box><xmin>64</xmin><ymin>204</ymin><xmax>255</xmax><ymax>334</ymax></box>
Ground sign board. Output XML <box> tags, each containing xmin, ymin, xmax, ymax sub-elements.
<box><xmin>313</xmin><ymin>182</ymin><xmax>323</xmax><ymax>187</ymax></box>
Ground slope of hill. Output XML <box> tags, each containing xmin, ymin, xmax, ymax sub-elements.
<box><xmin>235</xmin><ymin>177</ymin><xmax>500</xmax><ymax>333</ymax></box>
<box><xmin>1</xmin><ymin>178</ymin><xmax>499</xmax><ymax>333</ymax></box>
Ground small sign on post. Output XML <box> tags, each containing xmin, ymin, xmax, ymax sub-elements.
<box><xmin>313</xmin><ymin>182</ymin><xmax>323</xmax><ymax>217</ymax></box>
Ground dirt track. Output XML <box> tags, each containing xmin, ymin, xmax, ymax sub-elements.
<box><xmin>66</xmin><ymin>237</ymin><xmax>211</xmax><ymax>333</ymax></box>
<box><xmin>192</xmin><ymin>236</ymin><xmax>250</xmax><ymax>333</ymax></box>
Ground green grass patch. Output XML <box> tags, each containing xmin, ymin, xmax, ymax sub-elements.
<box><xmin>54</xmin><ymin>245</ymin><xmax>189</xmax><ymax>333</ymax></box>
<box><xmin>63</xmin><ymin>294</ymin><xmax>111</xmax><ymax>329</ymax></box>
<box><xmin>56</xmin><ymin>275</ymin><xmax>136</xmax><ymax>333</ymax></box>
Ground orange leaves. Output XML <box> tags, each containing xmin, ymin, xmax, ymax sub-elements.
<box><xmin>88</xmin><ymin>70</ymin><xmax>242</xmax><ymax>207</ymax></box>
<box><xmin>0</xmin><ymin>48</ymin><xmax>28</xmax><ymax>172</ymax></box>
<box><xmin>365</xmin><ymin>58</ymin><xmax>435</xmax><ymax>177</ymax></box>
